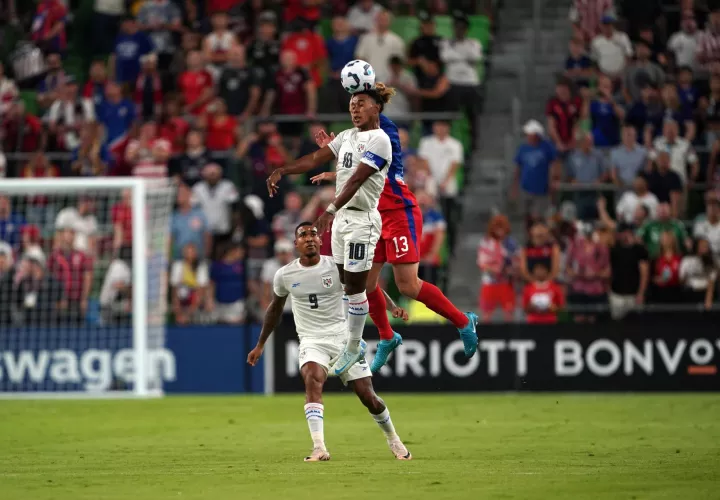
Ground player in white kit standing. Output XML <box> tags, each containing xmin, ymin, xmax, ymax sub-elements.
<box><xmin>267</xmin><ymin>84</ymin><xmax>396</xmax><ymax>375</ymax></box>
<box><xmin>247</xmin><ymin>222</ymin><xmax>412</xmax><ymax>462</ymax></box>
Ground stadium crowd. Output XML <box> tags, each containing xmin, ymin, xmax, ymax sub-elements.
<box><xmin>485</xmin><ymin>0</ymin><xmax>720</xmax><ymax>324</ymax></box>
<box><xmin>0</xmin><ymin>0</ymin><xmax>487</xmax><ymax>327</ymax></box>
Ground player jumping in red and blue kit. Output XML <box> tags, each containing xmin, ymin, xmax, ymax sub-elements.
<box><xmin>313</xmin><ymin>113</ymin><xmax>478</xmax><ymax>372</ymax></box>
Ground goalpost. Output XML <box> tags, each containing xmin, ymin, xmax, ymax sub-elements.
<box><xmin>0</xmin><ymin>178</ymin><xmax>175</xmax><ymax>398</ymax></box>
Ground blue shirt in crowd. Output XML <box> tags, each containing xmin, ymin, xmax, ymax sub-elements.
<box><xmin>113</xmin><ymin>32</ymin><xmax>153</xmax><ymax>84</ymax></box>
<box><xmin>565</xmin><ymin>54</ymin><xmax>592</xmax><ymax>72</ymax></box>
<box><xmin>566</xmin><ymin>148</ymin><xmax>607</xmax><ymax>183</ymax></box>
<box><xmin>211</xmin><ymin>260</ymin><xmax>246</xmax><ymax>304</ymax></box>
<box><xmin>171</xmin><ymin>207</ymin><xmax>208</xmax><ymax>259</ymax></box>
<box><xmin>97</xmin><ymin>98</ymin><xmax>136</xmax><ymax>145</ymax></box>
<box><xmin>326</xmin><ymin>35</ymin><xmax>359</xmax><ymax>73</ymax></box>
<box><xmin>590</xmin><ymin>100</ymin><xmax>621</xmax><ymax>147</ymax></box>
<box><xmin>514</xmin><ymin>139</ymin><xmax>557</xmax><ymax>196</ymax></box>
<box><xmin>0</xmin><ymin>213</ymin><xmax>26</xmax><ymax>248</ymax></box>
<box><xmin>610</xmin><ymin>144</ymin><xmax>648</xmax><ymax>185</ymax></box>
<box><xmin>677</xmin><ymin>85</ymin><xmax>699</xmax><ymax>113</ymax></box>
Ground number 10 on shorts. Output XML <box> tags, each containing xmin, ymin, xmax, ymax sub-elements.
<box><xmin>348</xmin><ymin>242</ymin><xmax>366</xmax><ymax>260</ymax></box>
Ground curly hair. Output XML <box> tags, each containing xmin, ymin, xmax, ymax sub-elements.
<box><xmin>355</xmin><ymin>81</ymin><xmax>396</xmax><ymax>111</ymax></box>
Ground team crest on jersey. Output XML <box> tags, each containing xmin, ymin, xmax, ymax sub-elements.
<box><xmin>356</xmin><ymin>143</ymin><xmax>366</xmax><ymax>153</ymax></box>
<box><xmin>321</xmin><ymin>274</ymin><xmax>333</xmax><ymax>288</ymax></box>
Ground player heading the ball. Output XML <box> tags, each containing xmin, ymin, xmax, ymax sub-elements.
<box><xmin>267</xmin><ymin>82</ymin><xmax>396</xmax><ymax>376</ymax></box>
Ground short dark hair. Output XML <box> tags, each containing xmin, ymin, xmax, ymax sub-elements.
<box><xmin>295</xmin><ymin>221</ymin><xmax>315</xmax><ymax>235</ymax></box>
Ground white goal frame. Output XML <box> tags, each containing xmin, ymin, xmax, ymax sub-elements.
<box><xmin>0</xmin><ymin>177</ymin><xmax>163</xmax><ymax>399</ymax></box>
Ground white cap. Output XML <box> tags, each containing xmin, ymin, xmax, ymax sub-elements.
<box><xmin>24</xmin><ymin>246</ymin><xmax>46</xmax><ymax>267</ymax></box>
<box><xmin>274</xmin><ymin>239</ymin><xmax>294</xmax><ymax>253</ymax></box>
<box><xmin>522</xmin><ymin>119</ymin><xmax>544</xmax><ymax>136</ymax></box>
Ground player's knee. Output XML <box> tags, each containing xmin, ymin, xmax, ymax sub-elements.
<box><xmin>396</xmin><ymin>276</ymin><xmax>422</xmax><ymax>299</ymax></box>
<box><xmin>363</xmin><ymin>393</ymin><xmax>385</xmax><ymax>414</ymax></box>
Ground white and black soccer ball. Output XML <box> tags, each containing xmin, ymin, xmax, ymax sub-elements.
<box><xmin>340</xmin><ymin>60</ymin><xmax>376</xmax><ymax>94</ymax></box>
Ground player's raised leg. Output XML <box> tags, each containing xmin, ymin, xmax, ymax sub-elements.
<box><xmin>348</xmin><ymin>376</ymin><xmax>411</xmax><ymax>460</ymax></box>
<box><xmin>301</xmin><ymin>361</ymin><xmax>331</xmax><ymax>462</ymax></box>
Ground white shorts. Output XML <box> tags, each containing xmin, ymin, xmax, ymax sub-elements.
<box><xmin>331</xmin><ymin>208</ymin><xmax>382</xmax><ymax>273</ymax></box>
<box><xmin>214</xmin><ymin>300</ymin><xmax>246</xmax><ymax>323</ymax></box>
<box><xmin>298</xmin><ymin>335</ymin><xmax>372</xmax><ymax>385</ymax></box>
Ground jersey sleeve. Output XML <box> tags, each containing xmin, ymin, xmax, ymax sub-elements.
<box><xmin>361</xmin><ymin>133</ymin><xmax>392</xmax><ymax>171</ymax></box>
<box><xmin>272</xmin><ymin>267</ymin><xmax>289</xmax><ymax>297</ymax></box>
<box><xmin>327</xmin><ymin>130</ymin><xmax>346</xmax><ymax>157</ymax></box>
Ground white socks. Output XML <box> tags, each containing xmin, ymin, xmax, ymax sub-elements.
<box><xmin>304</xmin><ymin>403</ymin><xmax>325</xmax><ymax>449</ymax></box>
<box><xmin>372</xmin><ymin>407</ymin><xmax>399</xmax><ymax>442</ymax></box>
<box><xmin>346</xmin><ymin>292</ymin><xmax>368</xmax><ymax>353</ymax></box>
<box><xmin>342</xmin><ymin>293</ymin><xmax>349</xmax><ymax>318</ymax></box>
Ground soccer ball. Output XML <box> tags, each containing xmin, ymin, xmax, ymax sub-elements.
<box><xmin>341</xmin><ymin>60</ymin><xmax>376</xmax><ymax>94</ymax></box>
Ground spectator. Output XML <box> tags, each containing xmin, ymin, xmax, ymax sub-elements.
<box><xmin>657</xmin><ymin>85</ymin><xmax>695</xmax><ymax>143</ymax></box>
<box><xmin>203</xmin><ymin>11</ymin><xmax>239</xmax><ymax>79</ymax></box>
<box><xmin>71</xmin><ymin>123</ymin><xmax>110</xmax><ymax>176</ymax></box>
<box><xmin>569</xmin><ymin>0</ymin><xmax>613</xmax><ymax>43</ymax></box>
<box><xmin>134</xmin><ymin>53</ymin><xmax>163</xmax><ymax>120</ymax></box>
<box><xmin>680</xmin><ymin>237</ymin><xmax>717</xmax><ymax>309</ymax></box>
<box><xmin>209</xmin><ymin>243</ymin><xmax>246</xmax><ymax>324</ymax></box>
<box><xmin>623</xmin><ymin>39</ymin><xmax>665</xmax><ymax>103</ymax></box>
<box><xmin>522</xmin><ymin>262</ymin><xmax>565</xmax><ymax>324</ymax></box>
<box><xmin>48</xmin><ymin>224</ymin><xmax>94</xmax><ymax>324</ymax></box>
<box><xmin>565</xmin><ymin>223</ymin><xmax>611</xmax><ymax>322</ymax></box>
<box><xmin>409</xmin><ymin>11</ymin><xmax>441</xmax><ymax>68</ymax></box>
<box><xmin>643</xmin><ymin>151</ymin><xmax>683</xmax><ymax>216</ymax></box>
<box><xmin>272</xmin><ymin>192</ymin><xmax>305</xmax><ymax>242</ymax></box>
<box><xmin>676</xmin><ymin>66</ymin><xmax>699</xmax><ymax>114</ymax></box>
<box><xmin>590</xmin><ymin>12</ymin><xmax>633</xmax><ymax>79</ymax></box>
<box><xmin>83</xmin><ymin>60</ymin><xmax>108</xmax><ymax>108</ymax></box>
<box><xmin>97</xmin><ymin>81</ymin><xmax>135</xmax><ymax>162</ymax></box>
<box><xmin>37</xmin><ymin>52</ymin><xmax>67</xmax><ymax>111</ymax></box>
<box><xmin>511</xmin><ymin>120</ymin><xmax>559</xmax><ymax>220</ymax></box>
<box><xmin>668</xmin><ymin>14</ymin><xmax>700</xmax><ymax>70</ymax></box>
<box><xmin>47</xmin><ymin>77</ymin><xmax>96</xmax><ymax>151</ymax></box>
<box><xmin>324</xmin><ymin>15</ymin><xmax>359</xmax><ymax>113</ymax></box>
<box><xmin>169</xmin><ymin>129</ymin><xmax>210</xmax><ymax>186</ymax></box>
<box><xmin>418</xmin><ymin>120</ymin><xmax>463</xmax><ymax>251</ymax></box>
<box><xmin>111</xmin><ymin>189</ymin><xmax>132</xmax><ymax>255</ymax></box>
<box><xmin>259</xmin><ymin>239</ymin><xmax>295</xmax><ymax>311</ymax></box>
<box><xmin>1</xmin><ymin>102</ymin><xmax>45</xmax><ymax>156</ymax></box>
<box><xmin>520</xmin><ymin>221</ymin><xmax>561</xmax><ymax>283</ymax></box>
<box><xmin>99</xmin><ymin>245</ymin><xmax>133</xmax><ymax>326</ymax></box>
<box><xmin>19</xmin><ymin>224</ymin><xmax>42</xmax><ymax>259</ymax></box>
<box><xmin>418</xmin><ymin>189</ymin><xmax>447</xmax><ymax>287</ymax></box>
<box><xmin>170</xmin><ymin>242</ymin><xmax>210</xmax><ymax>325</ymax></box>
<box><xmin>171</xmin><ymin>183</ymin><xmax>210</xmax><ymax>259</ymax></box>
<box><xmin>564</xmin><ymin>37</ymin><xmax>593</xmax><ymax>85</ymax></box>
<box><xmin>440</xmin><ymin>11</ymin><xmax>483</xmax><ymax>149</ymax></box>
<box><xmin>246</xmin><ymin>11</ymin><xmax>281</xmax><ymax>85</ymax></box>
<box><xmin>611</xmin><ymin>126</ymin><xmax>648</xmax><ymax>187</ymax></box>
<box><xmin>413</xmin><ymin>57</ymin><xmax>452</xmax><ymax>132</ymax></box>
<box><xmin>0</xmin><ymin>242</ymin><xmax>12</xmax><ymax>280</ymax></box>
<box><xmin>609</xmin><ymin>222</ymin><xmax>650</xmax><ymax>319</ymax></box>
<box><xmin>650</xmin><ymin>230</ymin><xmax>683</xmax><ymax>304</ymax></box>
<box><xmin>169</xmin><ymin>31</ymin><xmax>200</xmax><ymax>81</ymax></box>
<box><xmin>384</xmin><ymin>56</ymin><xmax>417</xmax><ymax>122</ymax></box>
<box><xmin>92</xmin><ymin>0</ymin><xmax>126</xmax><ymax>57</ymax></box>
<box><xmin>693</xmin><ymin>193</ymin><xmax>720</xmax><ymax>259</ymax></box>
<box><xmin>546</xmin><ymin>78</ymin><xmax>582</xmax><ymax>156</ymax></box>
<box><xmin>0</xmin><ymin>61</ymin><xmax>18</xmax><ymax>115</ymax></box>
<box><xmin>199</xmin><ymin>98</ymin><xmax>239</xmax><ymax>157</ymax></box>
<box><xmin>616</xmin><ymin>175</ymin><xmax>659</xmax><ymax>224</ymax></box>
<box><xmin>218</xmin><ymin>45</ymin><xmax>262</xmax><ymax>119</ymax></box>
<box><xmin>650</xmin><ymin>119</ymin><xmax>699</xmax><ymax>188</ymax></box>
<box><xmin>136</xmin><ymin>0</ymin><xmax>182</xmax><ymax>72</ymax></box>
<box><xmin>178</xmin><ymin>51</ymin><xmax>214</xmax><ymax>117</ymax></box>
<box><xmin>110</xmin><ymin>17</ymin><xmax>154</xmax><ymax>87</ymax></box>
<box><xmin>638</xmin><ymin>202</ymin><xmax>691</xmax><ymax>258</ymax></box>
<box><xmin>701</xmin><ymin>75</ymin><xmax>720</xmax><ymax>150</ymax></box>
<box><xmin>566</xmin><ymin>131</ymin><xmax>608</xmax><ymax>220</ymax></box>
<box><xmin>297</xmin><ymin>121</ymin><xmax>333</xmax><ymax>184</ymax></box>
<box><xmin>477</xmin><ymin>213</ymin><xmax>517</xmax><ymax>322</ymax></box>
<box><xmin>242</xmin><ymin>194</ymin><xmax>272</xmax><ymax>295</ymax></box>
<box><xmin>126</xmin><ymin>120</ymin><xmax>171</xmax><ymax>178</ymax></box>
<box><xmin>20</xmin><ymin>153</ymin><xmax>60</xmax><ymax>224</ymax></box>
<box><xmin>355</xmin><ymin>9</ymin><xmax>405</xmax><ymax>83</ymax></box>
<box><xmin>31</xmin><ymin>0</ymin><xmax>68</xmax><ymax>53</ymax></box>
<box><xmin>158</xmin><ymin>97</ymin><xmax>190</xmax><ymax>155</ymax></box>
<box><xmin>281</xmin><ymin>17</ymin><xmax>327</xmax><ymax>89</ymax></box>
<box><xmin>10</xmin><ymin>247</ymin><xmax>64</xmax><ymax>327</ymax></box>
<box><xmin>192</xmin><ymin>162</ymin><xmax>240</xmax><ymax>254</ymax></box>
<box><xmin>54</xmin><ymin>195</ymin><xmax>98</xmax><ymax>255</ymax></box>
<box><xmin>347</xmin><ymin>0</ymin><xmax>383</xmax><ymax>35</ymax></box>
<box><xmin>584</xmin><ymin>74</ymin><xmax>624</xmax><ymax>147</ymax></box>
<box><xmin>266</xmin><ymin>51</ymin><xmax>317</xmax><ymax>140</ymax></box>
<box><xmin>625</xmin><ymin>83</ymin><xmax>662</xmax><ymax>147</ymax></box>
<box><xmin>0</xmin><ymin>195</ymin><xmax>24</xmax><ymax>248</ymax></box>
<box><xmin>697</xmin><ymin>7</ymin><xmax>720</xmax><ymax>69</ymax></box>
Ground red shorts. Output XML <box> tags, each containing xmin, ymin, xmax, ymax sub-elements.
<box><xmin>479</xmin><ymin>283</ymin><xmax>516</xmax><ymax>313</ymax></box>
<box><xmin>373</xmin><ymin>206</ymin><xmax>423</xmax><ymax>265</ymax></box>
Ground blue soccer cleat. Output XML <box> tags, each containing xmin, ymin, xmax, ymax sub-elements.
<box><xmin>333</xmin><ymin>340</ymin><xmax>368</xmax><ymax>376</ymax></box>
<box><xmin>458</xmin><ymin>312</ymin><xmax>479</xmax><ymax>357</ymax></box>
<box><xmin>371</xmin><ymin>332</ymin><xmax>403</xmax><ymax>373</ymax></box>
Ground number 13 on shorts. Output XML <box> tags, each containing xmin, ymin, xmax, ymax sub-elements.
<box><xmin>393</xmin><ymin>236</ymin><xmax>409</xmax><ymax>257</ymax></box>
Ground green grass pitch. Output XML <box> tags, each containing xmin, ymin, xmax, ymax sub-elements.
<box><xmin>1</xmin><ymin>394</ymin><xmax>719</xmax><ymax>499</ymax></box>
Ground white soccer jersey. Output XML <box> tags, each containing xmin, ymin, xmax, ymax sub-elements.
<box><xmin>273</xmin><ymin>256</ymin><xmax>347</xmax><ymax>340</ymax></box>
<box><xmin>327</xmin><ymin>128</ymin><xmax>392</xmax><ymax>212</ymax></box>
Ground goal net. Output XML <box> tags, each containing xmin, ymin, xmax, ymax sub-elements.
<box><xmin>0</xmin><ymin>178</ymin><xmax>175</xmax><ymax>398</ymax></box>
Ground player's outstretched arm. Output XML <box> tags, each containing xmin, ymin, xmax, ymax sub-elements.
<box><xmin>267</xmin><ymin>146</ymin><xmax>336</xmax><ymax>197</ymax></box>
<box><xmin>247</xmin><ymin>292</ymin><xmax>288</xmax><ymax>366</ymax></box>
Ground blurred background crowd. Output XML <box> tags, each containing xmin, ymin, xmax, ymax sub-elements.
<box><xmin>0</xmin><ymin>0</ymin><xmax>490</xmax><ymax>327</ymax></box>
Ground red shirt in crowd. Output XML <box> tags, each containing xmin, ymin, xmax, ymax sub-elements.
<box><xmin>159</xmin><ymin>117</ymin><xmax>190</xmax><ymax>154</ymax></box>
<box><xmin>112</xmin><ymin>201</ymin><xmax>133</xmax><ymax>246</ymax></box>
<box><xmin>206</xmin><ymin>0</ymin><xmax>242</xmax><ymax>13</ymax></box>
<box><xmin>653</xmin><ymin>254</ymin><xmax>682</xmax><ymax>287</ymax></box>
<box><xmin>2</xmin><ymin>114</ymin><xmax>44</xmax><ymax>153</ymax></box>
<box><xmin>31</xmin><ymin>0</ymin><xmax>68</xmax><ymax>51</ymax></box>
<box><xmin>178</xmin><ymin>69</ymin><xmax>213</xmax><ymax>116</ymax></box>
<box><xmin>275</xmin><ymin>68</ymin><xmax>310</xmax><ymax>115</ymax></box>
<box><xmin>283</xmin><ymin>0</ymin><xmax>321</xmax><ymax>23</ymax></box>
<box><xmin>205</xmin><ymin>115</ymin><xmax>237</xmax><ymax>151</ymax></box>
<box><xmin>281</xmin><ymin>31</ymin><xmax>326</xmax><ymax>87</ymax></box>
<box><xmin>523</xmin><ymin>281</ymin><xmax>565</xmax><ymax>324</ymax></box>
<box><xmin>545</xmin><ymin>96</ymin><xmax>582</xmax><ymax>145</ymax></box>
<box><xmin>47</xmin><ymin>248</ymin><xmax>93</xmax><ymax>302</ymax></box>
